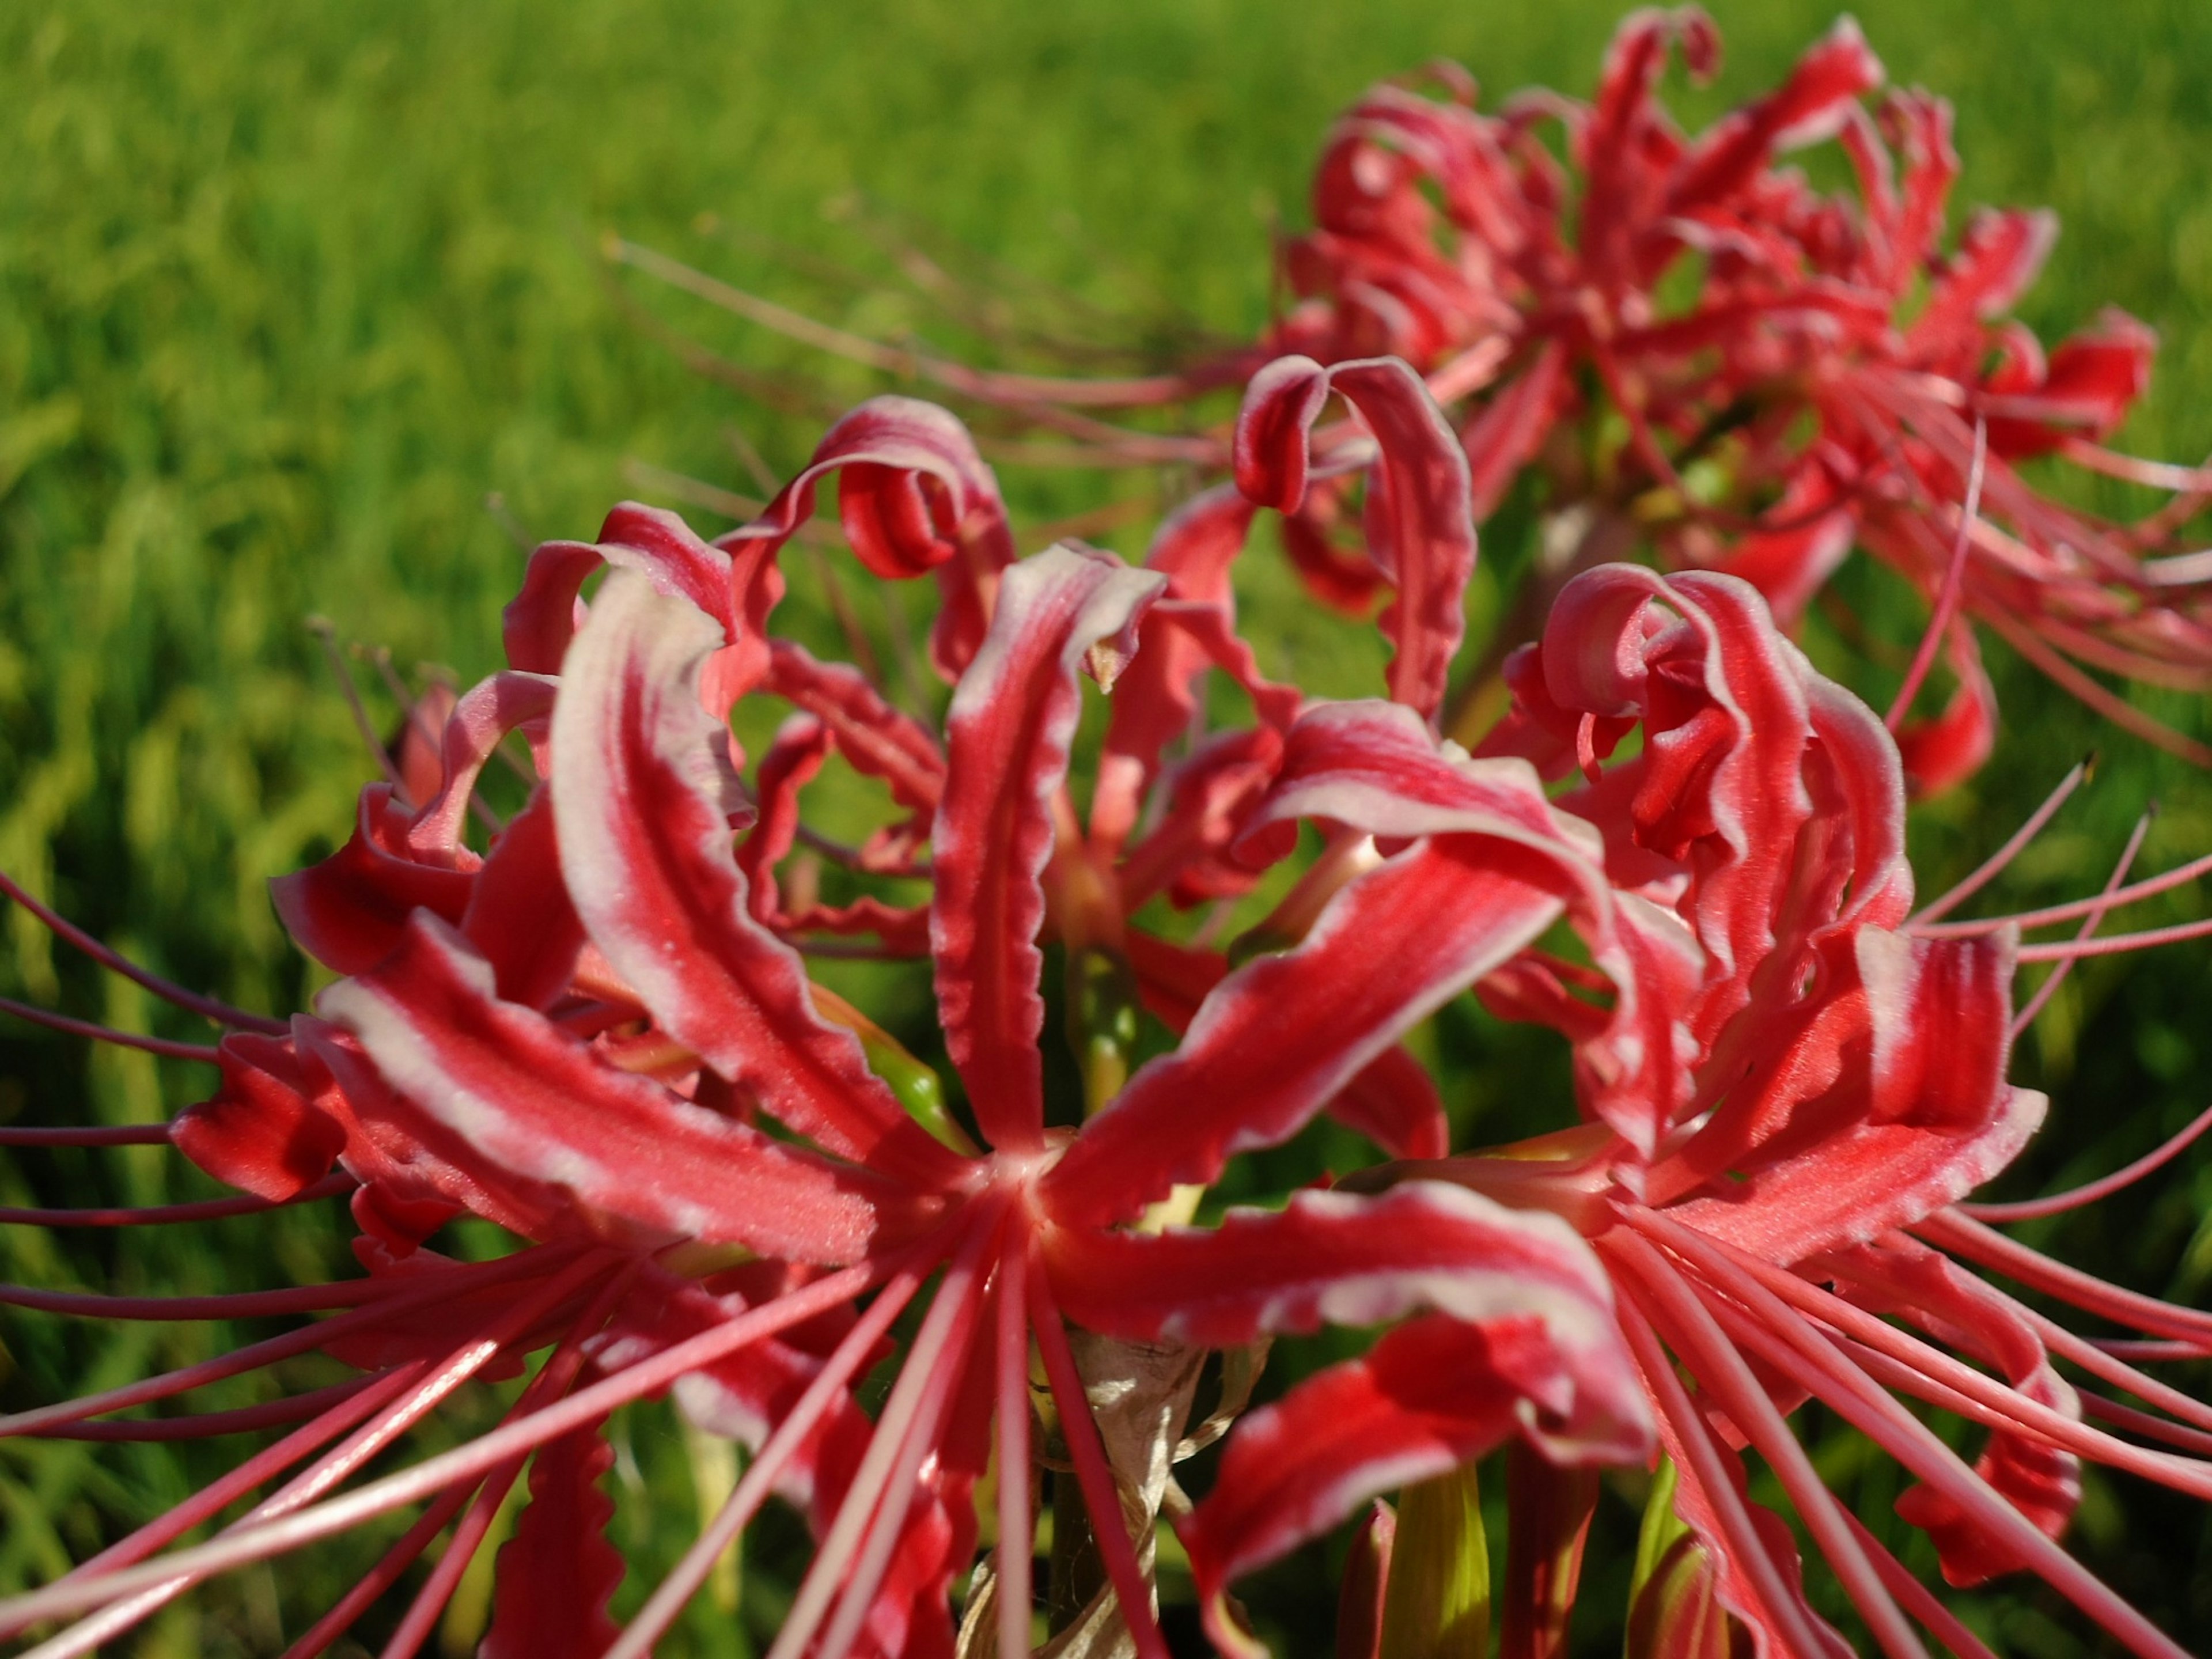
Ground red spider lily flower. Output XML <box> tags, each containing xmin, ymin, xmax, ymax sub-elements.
<box><xmin>1260</xmin><ymin>9</ymin><xmax>2212</xmax><ymax>787</ymax></box>
<box><xmin>1139</xmin><ymin>563</ymin><xmax>2212</xmax><ymax>1656</ymax></box>
<box><xmin>669</xmin><ymin>14</ymin><xmax>2212</xmax><ymax>793</ymax></box>
<box><xmin>0</xmin><ymin>387</ymin><xmax>1654</xmax><ymax>1658</ymax></box>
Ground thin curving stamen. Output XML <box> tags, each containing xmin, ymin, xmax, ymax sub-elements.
<box><xmin>0</xmin><ymin>868</ymin><xmax>285</xmax><ymax>1034</ymax></box>
<box><xmin>1908</xmin><ymin>756</ymin><xmax>2090</xmax><ymax>926</ymax></box>
<box><xmin>2016</xmin><ymin>912</ymin><xmax>2212</xmax><ymax>963</ymax></box>
<box><xmin>0</xmin><ymin>1170</ymin><xmax>354</xmax><ymax>1228</ymax></box>
<box><xmin>1962</xmin><ymin>1100</ymin><xmax>2212</xmax><ymax>1222</ymax></box>
<box><xmin>1887</xmin><ymin>416</ymin><xmax>1987</xmax><ymax>734</ymax></box>
<box><xmin>603</xmin><ymin>1264</ymin><xmax>930</xmax><ymax>1659</ymax></box>
<box><xmin>0</xmin><ymin>1124</ymin><xmax>173</xmax><ymax>1147</ymax></box>
<box><xmin>308</xmin><ymin>617</ymin><xmax>410</xmax><ymax>797</ymax></box>
<box><xmin>2006</xmin><ymin>808</ymin><xmax>2152</xmax><ymax>1039</ymax></box>
<box><xmin>1923</xmin><ymin>842</ymin><xmax>2212</xmax><ymax>941</ymax></box>
<box><xmin>0</xmin><ymin>994</ymin><xmax>221</xmax><ymax>1062</ymax></box>
<box><xmin>0</xmin><ymin>1249</ymin><xmax>918</xmax><ymax>1635</ymax></box>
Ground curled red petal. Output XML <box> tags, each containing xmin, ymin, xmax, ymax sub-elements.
<box><xmin>1895</xmin><ymin>622</ymin><xmax>1997</xmax><ymax>798</ymax></box>
<box><xmin>1463</xmin><ymin>343</ymin><xmax>1567</xmax><ymax>522</ymax></box>
<box><xmin>931</xmin><ymin>544</ymin><xmax>1164</xmax><ymax>1152</ymax></box>
<box><xmin>1665</xmin><ymin>930</ymin><xmax>2034</xmax><ymax>1260</ymax></box>
<box><xmin>1706</xmin><ymin>470</ymin><xmax>1855</xmax><ymax>630</ymax></box>
<box><xmin>1046</xmin><ymin>1181</ymin><xmax>1625</xmax><ymax>1355</ymax></box>
<box><xmin>1665</xmin><ymin>17</ymin><xmax>1881</xmax><ymax>217</ymax></box>
<box><xmin>1233</xmin><ymin>354</ymin><xmax>1477</xmax><ymax>720</ymax></box>
<box><xmin>549</xmin><ymin>569</ymin><xmax>968</xmax><ymax>1190</ymax></box>
<box><xmin>502</xmin><ymin>503</ymin><xmax>736</xmax><ymax>675</ymax></box>
<box><xmin>268</xmin><ymin>785</ymin><xmax>476</xmax><ymax>976</ymax></box>
<box><xmin>172</xmin><ymin>1029</ymin><xmax>349</xmax><ymax>1202</ymax></box>
<box><xmin>1092</xmin><ymin>484</ymin><xmax>1285</xmax><ymax>847</ymax></box>
<box><xmin>1327</xmin><ymin>1043</ymin><xmax>1450</xmax><ymax>1160</ymax></box>
<box><xmin>1915</xmin><ymin>207</ymin><xmax>2058</xmax><ymax>347</ymax></box>
<box><xmin>459</xmin><ymin>787</ymin><xmax>586</xmax><ymax>1009</ymax></box>
<box><xmin>403</xmin><ymin>671</ymin><xmax>559</xmax><ymax>855</ymax></box>
<box><xmin>1124</xmin><ymin>931</ymin><xmax>1442</xmax><ymax>1156</ymax></box>
<box><xmin>1246</xmin><ymin>699</ymin><xmax>1704</xmax><ymax>1155</ymax></box>
<box><xmin>726</xmin><ymin>396</ymin><xmax>1017</xmax><ymax>681</ymax></box>
<box><xmin>767</xmin><ymin>637</ymin><xmax>946</xmax><ymax>820</ymax></box>
<box><xmin>738</xmin><ymin>714</ymin><xmax>834</xmax><ymax>926</ymax></box>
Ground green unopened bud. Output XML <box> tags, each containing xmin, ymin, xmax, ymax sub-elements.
<box><xmin>1067</xmin><ymin>944</ymin><xmax>1140</xmax><ymax>1116</ymax></box>
<box><xmin>1380</xmin><ymin>1463</ymin><xmax>1489</xmax><ymax>1659</ymax></box>
<box><xmin>810</xmin><ymin>983</ymin><xmax>978</xmax><ymax>1155</ymax></box>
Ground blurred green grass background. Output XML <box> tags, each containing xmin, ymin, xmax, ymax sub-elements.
<box><xmin>5</xmin><ymin>0</ymin><xmax>2212</xmax><ymax>1652</ymax></box>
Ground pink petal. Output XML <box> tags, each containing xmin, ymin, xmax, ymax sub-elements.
<box><xmin>931</xmin><ymin>544</ymin><xmax>1164</xmax><ymax>1153</ymax></box>
<box><xmin>323</xmin><ymin>912</ymin><xmax>934</xmax><ymax>1262</ymax></box>
<box><xmin>549</xmin><ymin>569</ymin><xmax>969</xmax><ymax>1190</ymax></box>
<box><xmin>1233</xmin><ymin>354</ymin><xmax>1477</xmax><ymax>721</ymax></box>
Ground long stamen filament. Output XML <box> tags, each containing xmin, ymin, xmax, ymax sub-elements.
<box><xmin>1963</xmin><ymin>1100</ymin><xmax>2212</xmax><ymax>1221</ymax></box>
<box><xmin>604</xmin><ymin>1264</ymin><xmax>929</xmax><ymax>1659</ymax></box>
<box><xmin>0</xmin><ymin>1251</ymin><xmax>907</xmax><ymax>1636</ymax></box>
<box><xmin>2006</xmin><ymin>808</ymin><xmax>2152</xmax><ymax>1039</ymax></box>
<box><xmin>1908</xmin><ymin>757</ymin><xmax>2088</xmax><ymax>926</ymax></box>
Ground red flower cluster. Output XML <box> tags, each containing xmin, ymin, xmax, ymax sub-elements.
<box><xmin>676</xmin><ymin>11</ymin><xmax>2211</xmax><ymax>795</ymax></box>
<box><xmin>6</xmin><ymin>344</ymin><xmax>2211</xmax><ymax>1658</ymax></box>
<box><xmin>1261</xmin><ymin>7</ymin><xmax>2212</xmax><ymax>789</ymax></box>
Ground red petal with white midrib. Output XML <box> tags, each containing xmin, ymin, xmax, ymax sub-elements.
<box><xmin>931</xmin><ymin>544</ymin><xmax>1164</xmax><ymax>1153</ymax></box>
<box><xmin>550</xmin><ymin>570</ymin><xmax>970</xmax><ymax>1191</ymax></box>
<box><xmin>1045</xmin><ymin>1181</ymin><xmax>1623</xmax><ymax>1353</ymax></box>
<box><xmin>324</xmin><ymin>915</ymin><xmax>930</xmax><ymax>1263</ymax></box>
<box><xmin>1043</xmin><ymin>835</ymin><xmax>1567</xmax><ymax>1230</ymax></box>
